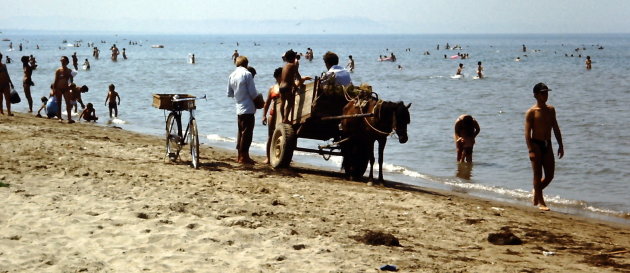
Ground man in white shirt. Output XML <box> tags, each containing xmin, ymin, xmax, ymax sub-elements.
<box><xmin>227</xmin><ymin>56</ymin><xmax>259</xmax><ymax>164</ymax></box>
<box><xmin>323</xmin><ymin>51</ymin><xmax>352</xmax><ymax>86</ymax></box>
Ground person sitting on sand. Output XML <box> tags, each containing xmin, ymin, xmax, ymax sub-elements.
<box><xmin>79</xmin><ymin>103</ymin><xmax>98</xmax><ymax>122</ymax></box>
<box><xmin>262</xmin><ymin>67</ymin><xmax>283</xmax><ymax>164</ymax></box>
<box><xmin>104</xmin><ymin>84</ymin><xmax>120</xmax><ymax>118</ymax></box>
<box><xmin>476</xmin><ymin>61</ymin><xmax>484</xmax><ymax>79</ymax></box>
<box><xmin>454</xmin><ymin>114</ymin><xmax>480</xmax><ymax>163</ymax></box>
<box><xmin>456</xmin><ymin>63</ymin><xmax>464</xmax><ymax>76</ymax></box>
<box><xmin>35</xmin><ymin>96</ymin><xmax>48</xmax><ymax>118</ymax></box>
<box><xmin>525</xmin><ymin>83</ymin><xmax>564</xmax><ymax>211</ymax></box>
<box><xmin>53</xmin><ymin>56</ymin><xmax>74</xmax><ymax>122</ymax></box>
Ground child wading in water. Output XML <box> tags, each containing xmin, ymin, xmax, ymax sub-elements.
<box><xmin>524</xmin><ymin>82</ymin><xmax>564</xmax><ymax>211</ymax></box>
<box><xmin>79</xmin><ymin>103</ymin><xmax>98</xmax><ymax>122</ymax></box>
<box><xmin>104</xmin><ymin>84</ymin><xmax>120</xmax><ymax>118</ymax></box>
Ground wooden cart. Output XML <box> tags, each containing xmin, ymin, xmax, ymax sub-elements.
<box><xmin>268</xmin><ymin>76</ymin><xmax>373</xmax><ymax>176</ymax></box>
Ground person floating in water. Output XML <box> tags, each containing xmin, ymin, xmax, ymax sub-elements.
<box><xmin>454</xmin><ymin>115</ymin><xmax>480</xmax><ymax>163</ymax></box>
<box><xmin>524</xmin><ymin>83</ymin><xmax>564</xmax><ymax>211</ymax></box>
<box><xmin>476</xmin><ymin>61</ymin><xmax>484</xmax><ymax>78</ymax></box>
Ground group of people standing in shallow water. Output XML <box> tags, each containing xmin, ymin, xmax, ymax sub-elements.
<box><xmin>0</xmin><ymin>50</ymin><xmax>122</xmax><ymax>122</ymax></box>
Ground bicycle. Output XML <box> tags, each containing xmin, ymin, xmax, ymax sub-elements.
<box><xmin>152</xmin><ymin>94</ymin><xmax>206</xmax><ymax>168</ymax></box>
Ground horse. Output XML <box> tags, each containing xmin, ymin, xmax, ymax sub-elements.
<box><xmin>341</xmin><ymin>94</ymin><xmax>411</xmax><ymax>184</ymax></box>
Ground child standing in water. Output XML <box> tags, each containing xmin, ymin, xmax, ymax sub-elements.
<box><xmin>104</xmin><ymin>84</ymin><xmax>120</xmax><ymax>118</ymax></box>
<box><xmin>524</xmin><ymin>82</ymin><xmax>564</xmax><ymax>211</ymax></box>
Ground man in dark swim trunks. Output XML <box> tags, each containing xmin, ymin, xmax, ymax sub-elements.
<box><xmin>525</xmin><ymin>82</ymin><xmax>564</xmax><ymax>211</ymax></box>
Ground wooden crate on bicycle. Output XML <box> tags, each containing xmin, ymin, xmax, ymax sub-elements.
<box><xmin>152</xmin><ymin>94</ymin><xmax>196</xmax><ymax>110</ymax></box>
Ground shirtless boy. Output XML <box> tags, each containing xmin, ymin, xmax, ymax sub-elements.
<box><xmin>456</xmin><ymin>63</ymin><xmax>464</xmax><ymax>75</ymax></box>
<box><xmin>476</xmin><ymin>61</ymin><xmax>484</xmax><ymax>78</ymax></box>
<box><xmin>0</xmin><ymin>53</ymin><xmax>15</xmax><ymax>116</ymax></box>
<box><xmin>585</xmin><ymin>56</ymin><xmax>592</xmax><ymax>70</ymax></box>
<box><xmin>53</xmin><ymin>56</ymin><xmax>74</xmax><ymax>122</ymax></box>
<box><xmin>454</xmin><ymin>114</ymin><xmax>480</xmax><ymax>163</ymax></box>
<box><xmin>104</xmin><ymin>84</ymin><xmax>120</xmax><ymax>118</ymax></box>
<box><xmin>68</xmin><ymin>83</ymin><xmax>88</xmax><ymax>113</ymax></box>
<box><xmin>524</xmin><ymin>82</ymin><xmax>564</xmax><ymax>211</ymax></box>
<box><xmin>279</xmin><ymin>49</ymin><xmax>307</xmax><ymax>124</ymax></box>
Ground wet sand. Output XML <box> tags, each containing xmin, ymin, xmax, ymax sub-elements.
<box><xmin>1</xmin><ymin>113</ymin><xmax>629</xmax><ymax>272</ymax></box>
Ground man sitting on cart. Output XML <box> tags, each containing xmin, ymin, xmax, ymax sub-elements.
<box><xmin>323</xmin><ymin>51</ymin><xmax>352</xmax><ymax>86</ymax></box>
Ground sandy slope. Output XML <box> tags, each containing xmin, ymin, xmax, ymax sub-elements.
<box><xmin>0</xmin><ymin>113</ymin><xmax>628</xmax><ymax>273</ymax></box>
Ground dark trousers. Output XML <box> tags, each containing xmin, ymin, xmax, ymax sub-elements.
<box><xmin>236</xmin><ymin>114</ymin><xmax>255</xmax><ymax>153</ymax></box>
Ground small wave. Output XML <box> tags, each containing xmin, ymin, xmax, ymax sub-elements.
<box><xmin>109</xmin><ymin>118</ymin><xmax>127</xmax><ymax>124</ymax></box>
<box><xmin>206</xmin><ymin>134</ymin><xmax>234</xmax><ymax>143</ymax></box>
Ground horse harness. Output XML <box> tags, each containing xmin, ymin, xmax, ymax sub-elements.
<box><xmin>356</xmin><ymin>98</ymin><xmax>396</xmax><ymax>136</ymax></box>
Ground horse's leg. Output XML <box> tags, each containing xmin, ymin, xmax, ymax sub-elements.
<box><xmin>378</xmin><ymin>137</ymin><xmax>387</xmax><ymax>183</ymax></box>
<box><xmin>368</xmin><ymin>139</ymin><xmax>375</xmax><ymax>183</ymax></box>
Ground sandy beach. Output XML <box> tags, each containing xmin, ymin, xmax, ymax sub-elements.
<box><xmin>0</xmin><ymin>113</ymin><xmax>628</xmax><ymax>273</ymax></box>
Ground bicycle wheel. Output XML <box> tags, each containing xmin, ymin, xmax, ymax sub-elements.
<box><xmin>189</xmin><ymin>118</ymin><xmax>200</xmax><ymax>169</ymax></box>
<box><xmin>165</xmin><ymin>112</ymin><xmax>182</xmax><ymax>162</ymax></box>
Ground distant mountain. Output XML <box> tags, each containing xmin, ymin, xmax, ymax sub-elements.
<box><xmin>0</xmin><ymin>16</ymin><xmax>398</xmax><ymax>34</ymax></box>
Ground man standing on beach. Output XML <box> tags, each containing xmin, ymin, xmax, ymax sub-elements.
<box><xmin>0</xmin><ymin>53</ymin><xmax>16</xmax><ymax>116</ymax></box>
<box><xmin>525</xmin><ymin>83</ymin><xmax>564</xmax><ymax>211</ymax></box>
<box><xmin>227</xmin><ymin>56</ymin><xmax>259</xmax><ymax>164</ymax></box>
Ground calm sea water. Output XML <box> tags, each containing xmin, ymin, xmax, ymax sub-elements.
<box><xmin>3</xmin><ymin>32</ymin><xmax>629</xmax><ymax>222</ymax></box>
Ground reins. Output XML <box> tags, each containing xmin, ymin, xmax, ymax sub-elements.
<box><xmin>359</xmin><ymin>99</ymin><xmax>395</xmax><ymax>136</ymax></box>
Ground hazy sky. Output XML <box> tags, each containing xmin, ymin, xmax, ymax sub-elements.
<box><xmin>2</xmin><ymin>0</ymin><xmax>629</xmax><ymax>34</ymax></box>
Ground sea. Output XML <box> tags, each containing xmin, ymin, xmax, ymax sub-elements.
<box><xmin>2</xmin><ymin>32</ymin><xmax>629</xmax><ymax>223</ymax></box>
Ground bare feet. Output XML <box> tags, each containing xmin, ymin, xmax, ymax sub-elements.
<box><xmin>538</xmin><ymin>205</ymin><xmax>550</xmax><ymax>211</ymax></box>
<box><xmin>8</xmin><ymin>113</ymin><xmax>14</xmax><ymax>116</ymax></box>
<box><xmin>263</xmin><ymin>158</ymin><xmax>269</xmax><ymax>164</ymax></box>
<box><xmin>68</xmin><ymin>119</ymin><xmax>75</xmax><ymax>124</ymax></box>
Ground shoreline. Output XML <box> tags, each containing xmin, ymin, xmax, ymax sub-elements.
<box><xmin>1</xmin><ymin>113</ymin><xmax>629</xmax><ymax>272</ymax></box>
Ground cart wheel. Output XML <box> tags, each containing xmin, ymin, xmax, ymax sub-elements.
<box><xmin>165</xmin><ymin>112</ymin><xmax>181</xmax><ymax>162</ymax></box>
<box><xmin>270</xmin><ymin>124</ymin><xmax>297</xmax><ymax>168</ymax></box>
<box><xmin>189</xmin><ymin>118</ymin><xmax>200</xmax><ymax>169</ymax></box>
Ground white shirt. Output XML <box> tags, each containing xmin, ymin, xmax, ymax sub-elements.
<box><xmin>227</xmin><ymin>66</ymin><xmax>258</xmax><ymax>115</ymax></box>
<box><xmin>327</xmin><ymin>65</ymin><xmax>352</xmax><ymax>86</ymax></box>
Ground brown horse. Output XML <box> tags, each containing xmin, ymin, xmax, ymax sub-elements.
<box><xmin>341</xmin><ymin>95</ymin><xmax>411</xmax><ymax>184</ymax></box>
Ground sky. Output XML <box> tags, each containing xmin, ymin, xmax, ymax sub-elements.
<box><xmin>1</xmin><ymin>0</ymin><xmax>629</xmax><ymax>34</ymax></box>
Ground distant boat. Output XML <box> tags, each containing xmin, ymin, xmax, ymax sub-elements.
<box><xmin>151</xmin><ymin>45</ymin><xmax>164</xmax><ymax>48</ymax></box>
<box><xmin>1</xmin><ymin>38</ymin><xmax>10</xmax><ymax>41</ymax></box>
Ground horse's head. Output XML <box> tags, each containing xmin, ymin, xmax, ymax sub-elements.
<box><xmin>394</xmin><ymin>102</ymin><xmax>411</xmax><ymax>143</ymax></box>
